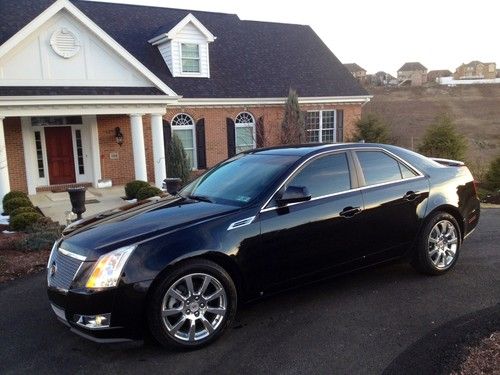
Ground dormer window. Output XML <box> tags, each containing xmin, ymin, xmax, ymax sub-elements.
<box><xmin>181</xmin><ymin>43</ymin><xmax>200</xmax><ymax>73</ymax></box>
<box><xmin>149</xmin><ymin>13</ymin><xmax>216</xmax><ymax>79</ymax></box>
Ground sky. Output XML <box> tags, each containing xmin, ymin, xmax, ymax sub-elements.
<box><xmin>90</xmin><ymin>0</ymin><xmax>500</xmax><ymax>76</ymax></box>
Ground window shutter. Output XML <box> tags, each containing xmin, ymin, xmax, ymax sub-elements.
<box><xmin>226</xmin><ymin>117</ymin><xmax>236</xmax><ymax>157</ymax></box>
<box><xmin>256</xmin><ymin>116</ymin><xmax>265</xmax><ymax>148</ymax></box>
<box><xmin>195</xmin><ymin>118</ymin><xmax>207</xmax><ymax>169</ymax></box>
<box><xmin>163</xmin><ymin>120</ymin><xmax>172</xmax><ymax>172</ymax></box>
<box><xmin>336</xmin><ymin>110</ymin><xmax>344</xmax><ymax>142</ymax></box>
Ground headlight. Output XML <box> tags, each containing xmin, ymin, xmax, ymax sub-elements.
<box><xmin>85</xmin><ymin>245</ymin><xmax>136</xmax><ymax>289</ymax></box>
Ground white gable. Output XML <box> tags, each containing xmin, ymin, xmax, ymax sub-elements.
<box><xmin>150</xmin><ymin>14</ymin><xmax>214</xmax><ymax>79</ymax></box>
<box><xmin>0</xmin><ymin>9</ymin><xmax>154</xmax><ymax>88</ymax></box>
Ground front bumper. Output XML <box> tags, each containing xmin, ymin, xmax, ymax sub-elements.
<box><xmin>47</xmin><ymin>280</ymin><xmax>152</xmax><ymax>343</ymax></box>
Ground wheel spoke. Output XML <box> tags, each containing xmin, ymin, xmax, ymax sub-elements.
<box><xmin>170</xmin><ymin>316</ymin><xmax>186</xmax><ymax>335</ymax></box>
<box><xmin>429</xmin><ymin>237</ymin><xmax>438</xmax><ymax>244</ymax></box>
<box><xmin>162</xmin><ymin>308</ymin><xmax>182</xmax><ymax>317</ymax></box>
<box><xmin>185</xmin><ymin>275</ymin><xmax>195</xmax><ymax>297</ymax></box>
<box><xmin>206</xmin><ymin>288</ymin><xmax>224</xmax><ymax>301</ymax></box>
<box><xmin>206</xmin><ymin>307</ymin><xmax>226</xmax><ymax>316</ymax></box>
<box><xmin>188</xmin><ymin>319</ymin><xmax>196</xmax><ymax>341</ymax></box>
<box><xmin>168</xmin><ymin>288</ymin><xmax>187</xmax><ymax>302</ymax></box>
<box><xmin>200</xmin><ymin>275</ymin><xmax>211</xmax><ymax>295</ymax></box>
<box><xmin>429</xmin><ymin>249</ymin><xmax>439</xmax><ymax>258</ymax></box>
<box><xmin>201</xmin><ymin>316</ymin><xmax>214</xmax><ymax>334</ymax></box>
<box><xmin>448</xmin><ymin>238</ymin><xmax>458</xmax><ymax>245</ymax></box>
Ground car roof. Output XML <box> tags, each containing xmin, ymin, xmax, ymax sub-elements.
<box><xmin>247</xmin><ymin>142</ymin><xmax>386</xmax><ymax>157</ymax></box>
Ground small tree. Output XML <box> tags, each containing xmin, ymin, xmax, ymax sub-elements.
<box><xmin>484</xmin><ymin>155</ymin><xmax>500</xmax><ymax>190</ymax></box>
<box><xmin>418</xmin><ymin>114</ymin><xmax>467</xmax><ymax>160</ymax></box>
<box><xmin>350</xmin><ymin>113</ymin><xmax>390</xmax><ymax>143</ymax></box>
<box><xmin>166</xmin><ymin>133</ymin><xmax>191</xmax><ymax>184</ymax></box>
<box><xmin>280</xmin><ymin>89</ymin><xmax>305</xmax><ymax>144</ymax></box>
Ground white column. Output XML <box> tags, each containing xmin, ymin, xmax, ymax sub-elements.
<box><xmin>151</xmin><ymin>114</ymin><xmax>166</xmax><ymax>188</ymax></box>
<box><xmin>87</xmin><ymin>115</ymin><xmax>102</xmax><ymax>187</ymax></box>
<box><xmin>0</xmin><ymin>117</ymin><xmax>11</xmax><ymax>214</ymax></box>
<box><xmin>130</xmin><ymin>114</ymin><xmax>148</xmax><ymax>182</ymax></box>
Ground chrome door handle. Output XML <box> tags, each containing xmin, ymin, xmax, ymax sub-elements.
<box><xmin>403</xmin><ymin>191</ymin><xmax>419</xmax><ymax>201</ymax></box>
<box><xmin>340</xmin><ymin>206</ymin><xmax>362</xmax><ymax>218</ymax></box>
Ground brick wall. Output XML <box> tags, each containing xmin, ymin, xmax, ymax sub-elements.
<box><xmin>4</xmin><ymin>117</ymin><xmax>28</xmax><ymax>193</ymax></box>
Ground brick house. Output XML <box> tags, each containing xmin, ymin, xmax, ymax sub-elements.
<box><xmin>427</xmin><ymin>70</ymin><xmax>452</xmax><ymax>83</ymax></box>
<box><xmin>0</xmin><ymin>0</ymin><xmax>370</xmax><ymax>208</ymax></box>
<box><xmin>397</xmin><ymin>62</ymin><xmax>428</xmax><ymax>86</ymax></box>
<box><xmin>453</xmin><ymin>61</ymin><xmax>497</xmax><ymax>80</ymax></box>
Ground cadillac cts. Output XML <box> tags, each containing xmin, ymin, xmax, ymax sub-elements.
<box><xmin>47</xmin><ymin>143</ymin><xmax>480</xmax><ymax>348</ymax></box>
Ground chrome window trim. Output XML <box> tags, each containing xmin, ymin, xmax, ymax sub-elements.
<box><xmin>259</xmin><ymin>146</ymin><xmax>426</xmax><ymax>213</ymax></box>
<box><xmin>58</xmin><ymin>247</ymin><xmax>87</xmax><ymax>262</ymax></box>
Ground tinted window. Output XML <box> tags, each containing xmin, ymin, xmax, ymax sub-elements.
<box><xmin>357</xmin><ymin>151</ymin><xmax>404</xmax><ymax>185</ymax></box>
<box><xmin>399</xmin><ymin>163</ymin><xmax>417</xmax><ymax>178</ymax></box>
<box><xmin>288</xmin><ymin>153</ymin><xmax>351</xmax><ymax>198</ymax></box>
<box><xmin>181</xmin><ymin>154</ymin><xmax>299</xmax><ymax>206</ymax></box>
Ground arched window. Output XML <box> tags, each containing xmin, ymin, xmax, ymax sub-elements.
<box><xmin>235</xmin><ymin>112</ymin><xmax>256</xmax><ymax>153</ymax></box>
<box><xmin>171</xmin><ymin>113</ymin><xmax>196</xmax><ymax>169</ymax></box>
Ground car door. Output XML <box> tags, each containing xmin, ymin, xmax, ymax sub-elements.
<box><xmin>353</xmin><ymin>149</ymin><xmax>429</xmax><ymax>260</ymax></box>
<box><xmin>258</xmin><ymin>151</ymin><xmax>365</xmax><ymax>287</ymax></box>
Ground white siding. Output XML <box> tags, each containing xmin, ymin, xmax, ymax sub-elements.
<box><xmin>0</xmin><ymin>10</ymin><xmax>153</xmax><ymax>87</ymax></box>
<box><xmin>156</xmin><ymin>21</ymin><xmax>210</xmax><ymax>78</ymax></box>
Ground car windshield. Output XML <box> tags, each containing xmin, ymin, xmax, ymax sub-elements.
<box><xmin>180</xmin><ymin>153</ymin><xmax>300</xmax><ymax>207</ymax></box>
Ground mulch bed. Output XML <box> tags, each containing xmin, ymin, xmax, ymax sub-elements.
<box><xmin>0</xmin><ymin>228</ymin><xmax>50</xmax><ymax>284</ymax></box>
<box><xmin>451</xmin><ymin>332</ymin><xmax>500</xmax><ymax>375</ymax></box>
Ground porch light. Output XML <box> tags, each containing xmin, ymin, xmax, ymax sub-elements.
<box><xmin>114</xmin><ymin>127</ymin><xmax>124</xmax><ymax>146</ymax></box>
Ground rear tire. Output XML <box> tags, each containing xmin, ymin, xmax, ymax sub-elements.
<box><xmin>147</xmin><ymin>259</ymin><xmax>237</xmax><ymax>349</ymax></box>
<box><xmin>411</xmin><ymin>212</ymin><xmax>461</xmax><ymax>275</ymax></box>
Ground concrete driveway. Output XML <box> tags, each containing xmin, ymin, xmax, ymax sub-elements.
<box><xmin>0</xmin><ymin>209</ymin><xmax>498</xmax><ymax>374</ymax></box>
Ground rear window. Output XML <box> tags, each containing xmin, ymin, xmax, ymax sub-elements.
<box><xmin>356</xmin><ymin>151</ymin><xmax>416</xmax><ymax>186</ymax></box>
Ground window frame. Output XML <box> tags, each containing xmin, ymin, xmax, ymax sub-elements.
<box><xmin>180</xmin><ymin>43</ymin><xmax>201</xmax><ymax>74</ymax></box>
<box><xmin>305</xmin><ymin>109</ymin><xmax>337</xmax><ymax>143</ymax></box>
<box><xmin>171</xmin><ymin>113</ymin><xmax>197</xmax><ymax>169</ymax></box>
<box><xmin>234</xmin><ymin>112</ymin><xmax>256</xmax><ymax>152</ymax></box>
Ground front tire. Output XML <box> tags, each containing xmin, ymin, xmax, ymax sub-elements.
<box><xmin>411</xmin><ymin>212</ymin><xmax>461</xmax><ymax>275</ymax></box>
<box><xmin>148</xmin><ymin>259</ymin><xmax>237</xmax><ymax>349</ymax></box>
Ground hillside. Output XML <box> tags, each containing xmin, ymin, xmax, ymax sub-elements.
<box><xmin>364</xmin><ymin>84</ymin><xmax>500</xmax><ymax>176</ymax></box>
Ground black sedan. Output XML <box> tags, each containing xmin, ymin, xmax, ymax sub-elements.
<box><xmin>47</xmin><ymin>143</ymin><xmax>480</xmax><ymax>348</ymax></box>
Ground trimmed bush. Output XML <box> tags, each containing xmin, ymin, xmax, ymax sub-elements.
<box><xmin>10</xmin><ymin>212</ymin><xmax>42</xmax><ymax>232</ymax></box>
<box><xmin>125</xmin><ymin>180</ymin><xmax>150</xmax><ymax>200</ymax></box>
<box><xmin>136</xmin><ymin>186</ymin><xmax>162</xmax><ymax>201</ymax></box>
<box><xmin>15</xmin><ymin>218</ymin><xmax>63</xmax><ymax>251</ymax></box>
<box><xmin>350</xmin><ymin>113</ymin><xmax>390</xmax><ymax>143</ymax></box>
<box><xmin>484</xmin><ymin>155</ymin><xmax>500</xmax><ymax>190</ymax></box>
<box><xmin>166</xmin><ymin>134</ymin><xmax>191</xmax><ymax>185</ymax></box>
<box><xmin>10</xmin><ymin>206</ymin><xmax>37</xmax><ymax>218</ymax></box>
<box><xmin>3</xmin><ymin>197</ymin><xmax>33</xmax><ymax>215</ymax></box>
<box><xmin>2</xmin><ymin>190</ymin><xmax>29</xmax><ymax>206</ymax></box>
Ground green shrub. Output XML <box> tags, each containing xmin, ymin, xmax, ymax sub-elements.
<box><xmin>484</xmin><ymin>155</ymin><xmax>500</xmax><ymax>190</ymax></box>
<box><xmin>2</xmin><ymin>190</ymin><xmax>29</xmax><ymax>206</ymax></box>
<box><xmin>9</xmin><ymin>212</ymin><xmax>42</xmax><ymax>232</ymax></box>
<box><xmin>3</xmin><ymin>197</ymin><xmax>33</xmax><ymax>215</ymax></box>
<box><xmin>166</xmin><ymin>133</ymin><xmax>191</xmax><ymax>184</ymax></box>
<box><xmin>15</xmin><ymin>218</ymin><xmax>63</xmax><ymax>251</ymax></box>
<box><xmin>350</xmin><ymin>113</ymin><xmax>390</xmax><ymax>143</ymax></box>
<box><xmin>125</xmin><ymin>180</ymin><xmax>150</xmax><ymax>200</ymax></box>
<box><xmin>10</xmin><ymin>206</ymin><xmax>37</xmax><ymax>218</ymax></box>
<box><xmin>136</xmin><ymin>186</ymin><xmax>163</xmax><ymax>201</ymax></box>
<box><xmin>418</xmin><ymin>114</ymin><xmax>467</xmax><ymax>160</ymax></box>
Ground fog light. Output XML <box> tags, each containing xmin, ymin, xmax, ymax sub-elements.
<box><xmin>74</xmin><ymin>313</ymin><xmax>111</xmax><ymax>329</ymax></box>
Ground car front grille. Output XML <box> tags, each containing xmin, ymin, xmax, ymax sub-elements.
<box><xmin>47</xmin><ymin>248</ymin><xmax>84</xmax><ymax>291</ymax></box>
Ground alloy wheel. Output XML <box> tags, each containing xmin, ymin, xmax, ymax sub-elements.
<box><xmin>427</xmin><ymin>219</ymin><xmax>458</xmax><ymax>269</ymax></box>
<box><xmin>161</xmin><ymin>273</ymin><xmax>227</xmax><ymax>342</ymax></box>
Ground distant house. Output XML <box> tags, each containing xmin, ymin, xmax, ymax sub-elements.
<box><xmin>427</xmin><ymin>70</ymin><xmax>452</xmax><ymax>82</ymax></box>
<box><xmin>344</xmin><ymin>63</ymin><xmax>367</xmax><ymax>81</ymax></box>
<box><xmin>369</xmin><ymin>71</ymin><xmax>398</xmax><ymax>86</ymax></box>
<box><xmin>497</xmin><ymin>69</ymin><xmax>500</xmax><ymax>78</ymax></box>
<box><xmin>454</xmin><ymin>61</ymin><xmax>497</xmax><ymax>80</ymax></box>
<box><xmin>397</xmin><ymin>62</ymin><xmax>428</xmax><ymax>86</ymax></box>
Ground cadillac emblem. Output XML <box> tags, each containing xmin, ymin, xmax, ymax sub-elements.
<box><xmin>50</xmin><ymin>263</ymin><xmax>57</xmax><ymax>278</ymax></box>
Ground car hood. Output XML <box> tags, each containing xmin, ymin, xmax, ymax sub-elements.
<box><xmin>60</xmin><ymin>197</ymin><xmax>239</xmax><ymax>259</ymax></box>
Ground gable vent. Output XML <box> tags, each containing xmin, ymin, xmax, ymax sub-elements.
<box><xmin>50</xmin><ymin>28</ymin><xmax>80</xmax><ymax>59</ymax></box>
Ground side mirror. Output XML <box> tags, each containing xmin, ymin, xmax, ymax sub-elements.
<box><xmin>277</xmin><ymin>186</ymin><xmax>312</xmax><ymax>206</ymax></box>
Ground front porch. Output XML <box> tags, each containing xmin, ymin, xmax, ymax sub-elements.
<box><xmin>0</xmin><ymin>95</ymin><xmax>177</xmax><ymax>212</ymax></box>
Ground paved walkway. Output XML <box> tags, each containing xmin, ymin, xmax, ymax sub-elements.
<box><xmin>30</xmin><ymin>186</ymin><xmax>127</xmax><ymax>224</ymax></box>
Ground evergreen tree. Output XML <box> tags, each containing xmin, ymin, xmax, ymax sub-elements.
<box><xmin>166</xmin><ymin>134</ymin><xmax>191</xmax><ymax>184</ymax></box>
<box><xmin>351</xmin><ymin>113</ymin><xmax>390</xmax><ymax>143</ymax></box>
<box><xmin>418</xmin><ymin>114</ymin><xmax>467</xmax><ymax>160</ymax></box>
<box><xmin>280</xmin><ymin>89</ymin><xmax>305</xmax><ymax>144</ymax></box>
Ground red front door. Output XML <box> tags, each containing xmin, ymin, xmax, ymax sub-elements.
<box><xmin>45</xmin><ymin>126</ymin><xmax>76</xmax><ymax>185</ymax></box>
